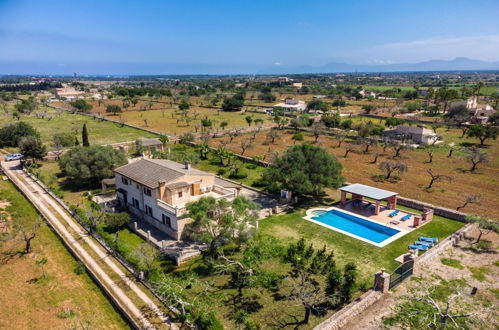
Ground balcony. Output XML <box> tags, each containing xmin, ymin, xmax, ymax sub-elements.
<box><xmin>156</xmin><ymin>184</ymin><xmax>235</xmax><ymax>217</ymax></box>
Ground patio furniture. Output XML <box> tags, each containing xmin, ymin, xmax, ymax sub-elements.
<box><xmin>409</xmin><ymin>244</ymin><xmax>428</xmax><ymax>251</ymax></box>
<box><xmin>389</xmin><ymin>220</ymin><xmax>400</xmax><ymax>225</ymax></box>
<box><xmin>415</xmin><ymin>241</ymin><xmax>433</xmax><ymax>247</ymax></box>
<box><xmin>400</xmin><ymin>214</ymin><xmax>412</xmax><ymax>221</ymax></box>
<box><xmin>419</xmin><ymin>236</ymin><xmax>438</xmax><ymax>243</ymax></box>
<box><xmin>388</xmin><ymin>210</ymin><xmax>400</xmax><ymax>217</ymax></box>
<box><xmin>363</xmin><ymin>202</ymin><xmax>372</xmax><ymax>209</ymax></box>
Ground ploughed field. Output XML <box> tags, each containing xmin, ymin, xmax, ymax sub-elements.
<box><xmin>206</xmin><ymin>128</ymin><xmax>499</xmax><ymax>219</ymax></box>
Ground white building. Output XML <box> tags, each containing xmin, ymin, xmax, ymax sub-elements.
<box><xmin>115</xmin><ymin>159</ymin><xmax>235</xmax><ymax>240</ymax></box>
<box><xmin>54</xmin><ymin>87</ymin><xmax>83</xmax><ymax>101</ymax></box>
<box><xmin>273</xmin><ymin>99</ymin><xmax>307</xmax><ymax>112</ymax></box>
<box><xmin>383</xmin><ymin>125</ymin><xmax>439</xmax><ymax>145</ymax></box>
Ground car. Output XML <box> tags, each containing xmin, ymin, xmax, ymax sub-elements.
<box><xmin>5</xmin><ymin>153</ymin><xmax>23</xmax><ymax>161</ymax></box>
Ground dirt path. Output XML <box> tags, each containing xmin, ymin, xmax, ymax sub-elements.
<box><xmin>343</xmin><ymin>229</ymin><xmax>498</xmax><ymax>329</ymax></box>
<box><xmin>1</xmin><ymin>160</ymin><xmax>178</xmax><ymax>330</ymax></box>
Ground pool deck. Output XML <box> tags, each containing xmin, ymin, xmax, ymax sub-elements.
<box><xmin>338</xmin><ymin>200</ymin><xmax>427</xmax><ymax>232</ymax></box>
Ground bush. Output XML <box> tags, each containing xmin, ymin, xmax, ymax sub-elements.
<box><xmin>229</xmin><ymin>170</ymin><xmax>248</xmax><ymax>179</ymax></box>
<box><xmin>340</xmin><ymin>119</ymin><xmax>353</xmax><ymax>129</ymax></box>
<box><xmin>216</xmin><ymin>168</ymin><xmax>227</xmax><ymax>175</ymax></box>
<box><xmin>0</xmin><ymin>121</ymin><xmax>39</xmax><ymax>147</ymax></box>
<box><xmin>245</xmin><ymin>163</ymin><xmax>257</xmax><ymax>169</ymax></box>
<box><xmin>74</xmin><ymin>262</ymin><xmax>86</xmax><ymax>275</ymax></box>
<box><xmin>195</xmin><ymin>311</ymin><xmax>224</xmax><ymax>330</ymax></box>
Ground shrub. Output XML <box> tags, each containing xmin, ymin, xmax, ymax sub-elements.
<box><xmin>245</xmin><ymin>163</ymin><xmax>257</xmax><ymax>169</ymax></box>
<box><xmin>195</xmin><ymin>311</ymin><xmax>224</xmax><ymax>330</ymax></box>
<box><xmin>216</xmin><ymin>168</ymin><xmax>227</xmax><ymax>176</ymax></box>
<box><xmin>229</xmin><ymin>170</ymin><xmax>248</xmax><ymax>179</ymax></box>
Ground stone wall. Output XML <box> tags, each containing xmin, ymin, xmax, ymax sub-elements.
<box><xmin>397</xmin><ymin>196</ymin><xmax>467</xmax><ymax>222</ymax></box>
<box><xmin>314</xmin><ymin>290</ymin><xmax>384</xmax><ymax>330</ymax></box>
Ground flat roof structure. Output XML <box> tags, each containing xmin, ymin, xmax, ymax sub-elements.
<box><xmin>340</xmin><ymin>183</ymin><xmax>397</xmax><ymax>200</ymax></box>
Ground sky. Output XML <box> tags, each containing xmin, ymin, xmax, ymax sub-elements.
<box><xmin>1</xmin><ymin>0</ymin><xmax>499</xmax><ymax>74</ymax></box>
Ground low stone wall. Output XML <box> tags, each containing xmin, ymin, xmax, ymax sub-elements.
<box><xmin>415</xmin><ymin>223</ymin><xmax>473</xmax><ymax>269</ymax></box>
<box><xmin>360</xmin><ymin>113</ymin><xmax>455</xmax><ymax>126</ymax></box>
<box><xmin>314</xmin><ymin>290</ymin><xmax>384</xmax><ymax>330</ymax></box>
<box><xmin>397</xmin><ymin>196</ymin><xmax>467</xmax><ymax>222</ymax></box>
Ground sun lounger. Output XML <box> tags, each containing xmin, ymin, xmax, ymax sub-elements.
<box><xmin>409</xmin><ymin>244</ymin><xmax>428</xmax><ymax>251</ymax></box>
<box><xmin>388</xmin><ymin>210</ymin><xmax>400</xmax><ymax>217</ymax></box>
<box><xmin>400</xmin><ymin>214</ymin><xmax>412</xmax><ymax>221</ymax></box>
<box><xmin>415</xmin><ymin>241</ymin><xmax>433</xmax><ymax>247</ymax></box>
<box><xmin>419</xmin><ymin>237</ymin><xmax>438</xmax><ymax>243</ymax></box>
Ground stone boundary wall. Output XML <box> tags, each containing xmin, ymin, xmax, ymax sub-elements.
<box><xmin>1</xmin><ymin>164</ymin><xmax>141</xmax><ymax>329</ymax></box>
<box><xmin>360</xmin><ymin>113</ymin><xmax>455</xmax><ymax>126</ymax></box>
<box><xmin>415</xmin><ymin>223</ymin><xmax>473</xmax><ymax>268</ymax></box>
<box><xmin>397</xmin><ymin>196</ymin><xmax>467</xmax><ymax>222</ymax></box>
<box><xmin>314</xmin><ymin>290</ymin><xmax>384</xmax><ymax>330</ymax></box>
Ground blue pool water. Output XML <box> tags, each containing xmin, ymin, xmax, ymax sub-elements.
<box><xmin>312</xmin><ymin>209</ymin><xmax>400</xmax><ymax>244</ymax></box>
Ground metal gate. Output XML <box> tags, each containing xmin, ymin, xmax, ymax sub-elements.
<box><xmin>389</xmin><ymin>260</ymin><xmax>413</xmax><ymax>289</ymax></box>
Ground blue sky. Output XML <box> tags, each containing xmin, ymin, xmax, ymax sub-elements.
<box><xmin>1</xmin><ymin>0</ymin><xmax>499</xmax><ymax>74</ymax></box>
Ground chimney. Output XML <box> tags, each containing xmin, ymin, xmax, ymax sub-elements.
<box><xmin>184</xmin><ymin>162</ymin><xmax>191</xmax><ymax>170</ymax></box>
<box><xmin>158</xmin><ymin>180</ymin><xmax>166</xmax><ymax>200</ymax></box>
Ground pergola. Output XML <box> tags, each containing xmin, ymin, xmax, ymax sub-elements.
<box><xmin>340</xmin><ymin>183</ymin><xmax>398</xmax><ymax>215</ymax></box>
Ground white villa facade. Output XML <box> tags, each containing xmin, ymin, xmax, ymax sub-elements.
<box><xmin>114</xmin><ymin>159</ymin><xmax>235</xmax><ymax>240</ymax></box>
<box><xmin>273</xmin><ymin>99</ymin><xmax>307</xmax><ymax>112</ymax></box>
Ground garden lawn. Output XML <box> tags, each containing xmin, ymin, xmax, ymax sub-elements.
<box><xmin>259</xmin><ymin>208</ymin><xmax>465</xmax><ymax>283</ymax></box>
<box><xmin>0</xmin><ymin>179</ymin><xmax>127</xmax><ymax>329</ymax></box>
<box><xmin>1</xmin><ymin>105</ymin><xmax>155</xmax><ymax>146</ymax></box>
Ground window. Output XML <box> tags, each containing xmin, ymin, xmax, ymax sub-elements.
<box><xmin>121</xmin><ymin>177</ymin><xmax>129</xmax><ymax>185</ymax></box>
<box><xmin>143</xmin><ymin>187</ymin><xmax>152</xmax><ymax>196</ymax></box>
<box><xmin>178</xmin><ymin>191</ymin><xmax>183</xmax><ymax>198</ymax></box>
<box><xmin>132</xmin><ymin>198</ymin><xmax>139</xmax><ymax>209</ymax></box>
<box><xmin>162</xmin><ymin>214</ymin><xmax>171</xmax><ymax>227</ymax></box>
<box><xmin>145</xmin><ymin>205</ymin><xmax>153</xmax><ymax>217</ymax></box>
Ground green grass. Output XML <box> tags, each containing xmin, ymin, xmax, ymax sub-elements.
<box><xmin>440</xmin><ymin>258</ymin><xmax>464</xmax><ymax>269</ymax></box>
<box><xmin>259</xmin><ymin>208</ymin><xmax>464</xmax><ymax>283</ymax></box>
<box><xmin>467</xmin><ymin>266</ymin><xmax>492</xmax><ymax>282</ymax></box>
<box><xmin>1</xmin><ymin>105</ymin><xmax>155</xmax><ymax>146</ymax></box>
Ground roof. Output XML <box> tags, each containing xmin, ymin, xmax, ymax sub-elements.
<box><xmin>114</xmin><ymin>159</ymin><xmax>211</xmax><ymax>189</ymax></box>
<box><xmin>340</xmin><ymin>183</ymin><xmax>397</xmax><ymax>200</ymax></box>
<box><xmin>166</xmin><ymin>181</ymin><xmax>190</xmax><ymax>189</ymax></box>
<box><xmin>140</xmin><ymin>138</ymin><xmax>163</xmax><ymax>147</ymax></box>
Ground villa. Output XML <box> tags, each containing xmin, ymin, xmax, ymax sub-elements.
<box><xmin>114</xmin><ymin>159</ymin><xmax>235</xmax><ymax>240</ymax></box>
<box><xmin>383</xmin><ymin>125</ymin><xmax>439</xmax><ymax>145</ymax></box>
<box><xmin>54</xmin><ymin>87</ymin><xmax>83</xmax><ymax>101</ymax></box>
<box><xmin>273</xmin><ymin>99</ymin><xmax>307</xmax><ymax>112</ymax></box>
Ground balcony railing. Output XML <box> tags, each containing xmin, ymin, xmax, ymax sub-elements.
<box><xmin>156</xmin><ymin>185</ymin><xmax>235</xmax><ymax>217</ymax></box>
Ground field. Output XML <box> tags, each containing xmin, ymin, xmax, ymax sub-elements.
<box><xmin>1</xmin><ymin>105</ymin><xmax>155</xmax><ymax>146</ymax></box>
<box><xmin>52</xmin><ymin>99</ymin><xmax>272</xmax><ymax>136</ymax></box>
<box><xmin>206</xmin><ymin>127</ymin><xmax>499</xmax><ymax>219</ymax></box>
<box><xmin>0</xmin><ymin>179</ymin><xmax>127</xmax><ymax>329</ymax></box>
<box><xmin>362</xmin><ymin>85</ymin><xmax>499</xmax><ymax>96</ymax></box>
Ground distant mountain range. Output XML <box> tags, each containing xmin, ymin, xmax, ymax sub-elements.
<box><xmin>257</xmin><ymin>57</ymin><xmax>499</xmax><ymax>74</ymax></box>
<box><xmin>1</xmin><ymin>57</ymin><xmax>499</xmax><ymax>76</ymax></box>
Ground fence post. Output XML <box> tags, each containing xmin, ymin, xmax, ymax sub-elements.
<box><xmin>374</xmin><ymin>269</ymin><xmax>390</xmax><ymax>293</ymax></box>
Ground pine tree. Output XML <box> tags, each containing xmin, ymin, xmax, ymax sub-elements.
<box><xmin>82</xmin><ymin>123</ymin><xmax>89</xmax><ymax>147</ymax></box>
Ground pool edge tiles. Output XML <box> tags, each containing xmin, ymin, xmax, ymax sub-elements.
<box><xmin>303</xmin><ymin>206</ymin><xmax>408</xmax><ymax>248</ymax></box>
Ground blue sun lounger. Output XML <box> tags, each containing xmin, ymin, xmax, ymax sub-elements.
<box><xmin>409</xmin><ymin>244</ymin><xmax>428</xmax><ymax>251</ymax></box>
<box><xmin>415</xmin><ymin>241</ymin><xmax>433</xmax><ymax>247</ymax></box>
<box><xmin>401</xmin><ymin>214</ymin><xmax>412</xmax><ymax>221</ymax></box>
<box><xmin>388</xmin><ymin>210</ymin><xmax>400</xmax><ymax>217</ymax></box>
<box><xmin>419</xmin><ymin>237</ymin><xmax>438</xmax><ymax>243</ymax></box>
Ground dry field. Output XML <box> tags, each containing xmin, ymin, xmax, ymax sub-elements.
<box><xmin>208</xmin><ymin>128</ymin><xmax>499</xmax><ymax>219</ymax></box>
<box><xmin>0</xmin><ymin>180</ymin><xmax>126</xmax><ymax>329</ymax></box>
<box><xmin>52</xmin><ymin>100</ymin><xmax>271</xmax><ymax>136</ymax></box>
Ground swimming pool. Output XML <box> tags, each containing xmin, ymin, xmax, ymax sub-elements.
<box><xmin>304</xmin><ymin>208</ymin><xmax>406</xmax><ymax>247</ymax></box>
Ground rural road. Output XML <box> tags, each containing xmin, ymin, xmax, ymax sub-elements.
<box><xmin>1</xmin><ymin>160</ymin><xmax>178</xmax><ymax>330</ymax></box>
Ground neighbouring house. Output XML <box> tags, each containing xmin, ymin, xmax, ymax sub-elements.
<box><xmin>292</xmin><ymin>82</ymin><xmax>303</xmax><ymax>88</ymax></box>
<box><xmin>359</xmin><ymin>90</ymin><xmax>377</xmax><ymax>98</ymax></box>
<box><xmin>273</xmin><ymin>99</ymin><xmax>307</xmax><ymax>112</ymax></box>
<box><xmin>383</xmin><ymin>125</ymin><xmax>439</xmax><ymax>145</ymax></box>
<box><xmin>54</xmin><ymin>87</ymin><xmax>83</xmax><ymax>101</ymax></box>
<box><xmin>451</xmin><ymin>96</ymin><xmax>496</xmax><ymax>124</ymax></box>
<box><xmin>114</xmin><ymin>159</ymin><xmax>236</xmax><ymax>240</ymax></box>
